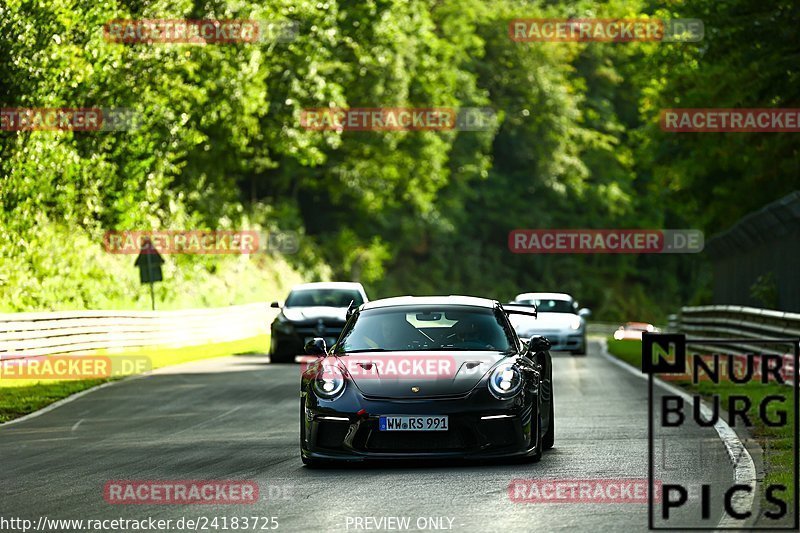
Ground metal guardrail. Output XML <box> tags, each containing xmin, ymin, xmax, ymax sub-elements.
<box><xmin>0</xmin><ymin>303</ymin><xmax>275</xmax><ymax>360</ymax></box>
<box><xmin>667</xmin><ymin>314</ymin><xmax>679</xmax><ymax>332</ymax></box>
<box><xmin>677</xmin><ymin>305</ymin><xmax>800</xmax><ymax>355</ymax></box>
<box><xmin>674</xmin><ymin>305</ymin><xmax>798</xmax><ymax>383</ymax></box>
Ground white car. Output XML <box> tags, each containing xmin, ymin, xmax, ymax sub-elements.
<box><xmin>506</xmin><ymin>292</ymin><xmax>591</xmax><ymax>356</ymax></box>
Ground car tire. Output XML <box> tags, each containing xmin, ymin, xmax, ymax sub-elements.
<box><xmin>543</xmin><ymin>397</ymin><xmax>554</xmax><ymax>450</ymax></box>
<box><xmin>270</xmin><ymin>340</ymin><xmax>294</xmax><ymax>363</ymax></box>
<box><xmin>571</xmin><ymin>338</ymin><xmax>587</xmax><ymax>356</ymax></box>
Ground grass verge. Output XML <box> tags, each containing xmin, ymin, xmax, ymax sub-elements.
<box><xmin>606</xmin><ymin>338</ymin><xmax>642</xmax><ymax>369</ymax></box>
<box><xmin>0</xmin><ymin>334</ymin><xmax>268</xmax><ymax>423</ymax></box>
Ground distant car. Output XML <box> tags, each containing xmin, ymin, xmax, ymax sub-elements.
<box><xmin>269</xmin><ymin>282</ymin><xmax>369</xmax><ymax>363</ymax></box>
<box><xmin>300</xmin><ymin>296</ymin><xmax>554</xmax><ymax>466</ymax></box>
<box><xmin>507</xmin><ymin>292</ymin><xmax>590</xmax><ymax>356</ymax></box>
<box><xmin>613</xmin><ymin>322</ymin><xmax>659</xmax><ymax>341</ymax></box>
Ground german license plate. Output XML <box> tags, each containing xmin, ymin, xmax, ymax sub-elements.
<box><xmin>379</xmin><ymin>415</ymin><xmax>449</xmax><ymax>431</ymax></box>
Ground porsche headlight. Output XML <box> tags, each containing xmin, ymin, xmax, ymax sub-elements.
<box><xmin>488</xmin><ymin>363</ymin><xmax>523</xmax><ymax>400</ymax></box>
<box><xmin>312</xmin><ymin>363</ymin><xmax>346</xmax><ymax>399</ymax></box>
<box><xmin>570</xmin><ymin>316</ymin><xmax>582</xmax><ymax>330</ymax></box>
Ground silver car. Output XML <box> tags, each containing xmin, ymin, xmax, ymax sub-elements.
<box><xmin>507</xmin><ymin>292</ymin><xmax>591</xmax><ymax>356</ymax></box>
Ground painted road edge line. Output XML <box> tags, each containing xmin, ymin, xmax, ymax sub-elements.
<box><xmin>0</xmin><ymin>369</ymin><xmax>157</xmax><ymax>427</ymax></box>
<box><xmin>597</xmin><ymin>338</ymin><xmax>757</xmax><ymax>529</ymax></box>
<box><xmin>0</xmin><ymin>379</ymin><xmax>120</xmax><ymax>427</ymax></box>
<box><xmin>0</xmin><ymin>353</ymin><xmax>266</xmax><ymax>427</ymax></box>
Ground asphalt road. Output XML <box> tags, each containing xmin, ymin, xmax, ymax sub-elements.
<box><xmin>1</xmin><ymin>341</ymin><xmax>738</xmax><ymax>532</ymax></box>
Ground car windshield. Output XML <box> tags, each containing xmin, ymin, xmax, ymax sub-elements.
<box><xmin>336</xmin><ymin>305</ymin><xmax>515</xmax><ymax>353</ymax></box>
<box><xmin>517</xmin><ymin>298</ymin><xmax>576</xmax><ymax>314</ymax></box>
<box><xmin>285</xmin><ymin>289</ymin><xmax>363</xmax><ymax>308</ymax></box>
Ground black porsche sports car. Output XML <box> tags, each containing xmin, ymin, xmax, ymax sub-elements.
<box><xmin>300</xmin><ymin>296</ymin><xmax>554</xmax><ymax>465</ymax></box>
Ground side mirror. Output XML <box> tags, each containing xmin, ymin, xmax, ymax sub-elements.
<box><xmin>527</xmin><ymin>335</ymin><xmax>551</xmax><ymax>353</ymax></box>
<box><xmin>304</xmin><ymin>337</ymin><xmax>328</xmax><ymax>356</ymax></box>
<box><xmin>578</xmin><ymin>308</ymin><xmax>591</xmax><ymax>318</ymax></box>
<box><xmin>270</xmin><ymin>301</ymin><xmax>281</xmax><ymax>309</ymax></box>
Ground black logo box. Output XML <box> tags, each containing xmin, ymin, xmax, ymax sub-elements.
<box><xmin>642</xmin><ymin>333</ymin><xmax>799</xmax><ymax>530</ymax></box>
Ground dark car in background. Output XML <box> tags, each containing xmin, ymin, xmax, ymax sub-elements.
<box><xmin>269</xmin><ymin>282</ymin><xmax>369</xmax><ymax>363</ymax></box>
<box><xmin>300</xmin><ymin>296</ymin><xmax>554</xmax><ymax>465</ymax></box>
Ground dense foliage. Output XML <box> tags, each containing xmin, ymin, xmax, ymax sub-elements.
<box><xmin>1</xmin><ymin>0</ymin><xmax>797</xmax><ymax>320</ymax></box>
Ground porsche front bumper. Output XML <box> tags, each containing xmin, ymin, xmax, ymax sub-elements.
<box><xmin>301</xmin><ymin>387</ymin><xmax>542</xmax><ymax>461</ymax></box>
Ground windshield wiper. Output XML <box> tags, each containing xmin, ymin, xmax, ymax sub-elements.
<box><xmin>340</xmin><ymin>348</ymin><xmax>389</xmax><ymax>353</ymax></box>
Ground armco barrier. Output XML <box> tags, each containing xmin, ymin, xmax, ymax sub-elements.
<box><xmin>674</xmin><ymin>304</ymin><xmax>799</xmax><ymax>384</ymax></box>
<box><xmin>0</xmin><ymin>303</ymin><xmax>275</xmax><ymax>360</ymax></box>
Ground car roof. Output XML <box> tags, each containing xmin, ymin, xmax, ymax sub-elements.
<box><xmin>290</xmin><ymin>282</ymin><xmax>364</xmax><ymax>291</ymax></box>
<box><xmin>362</xmin><ymin>295</ymin><xmax>498</xmax><ymax>310</ymax></box>
<box><xmin>514</xmin><ymin>292</ymin><xmax>573</xmax><ymax>301</ymax></box>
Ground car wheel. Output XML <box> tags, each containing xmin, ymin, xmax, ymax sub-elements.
<box><xmin>270</xmin><ymin>340</ymin><xmax>294</xmax><ymax>363</ymax></box>
<box><xmin>543</xmin><ymin>397</ymin><xmax>554</xmax><ymax>450</ymax></box>
<box><xmin>571</xmin><ymin>338</ymin><xmax>587</xmax><ymax>356</ymax></box>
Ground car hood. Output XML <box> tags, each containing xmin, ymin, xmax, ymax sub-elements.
<box><xmin>281</xmin><ymin>306</ymin><xmax>348</xmax><ymax>323</ymax></box>
<box><xmin>510</xmin><ymin>312</ymin><xmax>580</xmax><ymax>333</ymax></box>
<box><xmin>333</xmin><ymin>351</ymin><xmax>509</xmax><ymax>398</ymax></box>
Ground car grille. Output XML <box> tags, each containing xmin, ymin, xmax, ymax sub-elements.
<box><xmin>337</xmin><ymin>417</ymin><xmax>523</xmax><ymax>454</ymax></box>
<box><xmin>522</xmin><ymin>330</ymin><xmax>580</xmax><ymax>350</ymax></box>
<box><xmin>365</xmin><ymin>430</ymin><xmax>464</xmax><ymax>452</ymax></box>
<box><xmin>295</xmin><ymin>324</ymin><xmax>345</xmax><ymax>337</ymax></box>
<box><xmin>316</xmin><ymin>420</ymin><xmax>350</xmax><ymax>449</ymax></box>
<box><xmin>479</xmin><ymin>417</ymin><xmax>518</xmax><ymax>448</ymax></box>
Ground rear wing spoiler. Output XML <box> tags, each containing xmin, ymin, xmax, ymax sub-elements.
<box><xmin>346</xmin><ymin>300</ymin><xmax>359</xmax><ymax>319</ymax></box>
<box><xmin>502</xmin><ymin>304</ymin><xmax>537</xmax><ymax>319</ymax></box>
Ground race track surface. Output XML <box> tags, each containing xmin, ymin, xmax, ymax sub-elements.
<box><xmin>0</xmin><ymin>341</ymin><xmax>735</xmax><ymax>532</ymax></box>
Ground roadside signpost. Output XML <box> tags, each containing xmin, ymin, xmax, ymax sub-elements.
<box><xmin>134</xmin><ymin>237</ymin><xmax>163</xmax><ymax>311</ymax></box>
